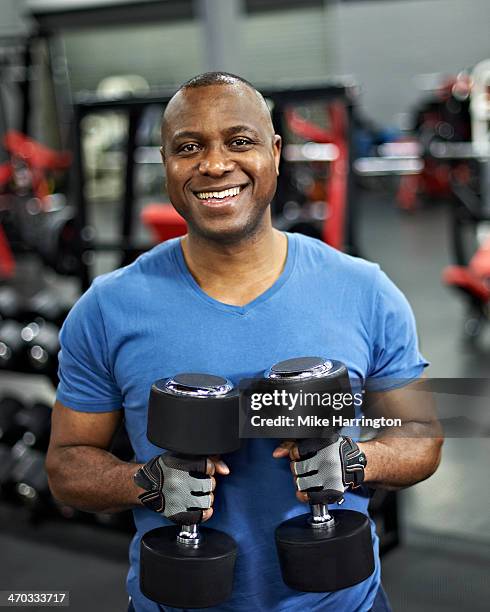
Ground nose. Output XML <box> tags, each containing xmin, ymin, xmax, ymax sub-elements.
<box><xmin>198</xmin><ymin>145</ymin><xmax>235</xmax><ymax>177</ymax></box>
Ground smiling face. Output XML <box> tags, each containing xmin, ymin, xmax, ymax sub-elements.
<box><xmin>161</xmin><ymin>83</ymin><xmax>281</xmax><ymax>243</ymax></box>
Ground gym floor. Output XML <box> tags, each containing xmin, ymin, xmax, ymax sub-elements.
<box><xmin>1</xmin><ymin>185</ymin><xmax>489</xmax><ymax>611</ymax></box>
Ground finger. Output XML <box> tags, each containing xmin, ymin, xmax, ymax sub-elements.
<box><xmin>214</xmin><ymin>461</ymin><xmax>230</xmax><ymax>476</ymax></box>
<box><xmin>209</xmin><ymin>455</ymin><xmax>230</xmax><ymax>475</ymax></box>
<box><xmin>272</xmin><ymin>440</ymin><xmax>296</xmax><ymax>458</ymax></box>
<box><xmin>291</xmin><ymin>456</ymin><xmax>316</xmax><ymax>475</ymax></box>
<box><xmin>296</xmin><ymin>491</ymin><xmax>309</xmax><ymax>503</ymax></box>
<box><xmin>289</xmin><ymin>445</ymin><xmax>300</xmax><ymax>461</ymax></box>
<box><xmin>202</xmin><ymin>507</ymin><xmax>214</xmax><ymax>521</ymax></box>
<box><xmin>210</xmin><ymin>476</ymin><xmax>216</xmax><ymax>491</ymax></box>
<box><xmin>209</xmin><ymin>492</ymin><xmax>214</xmax><ymax>506</ymax></box>
<box><xmin>189</xmin><ymin>475</ymin><xmax>213</xmax><ymax>495</ymax></box>
<box><xmin>205</xmin><ymin>459</ymin><xmax>216</xmax><ymax>476</ymax></box>
<box><xmin>191</xmin><ymin>491</ymin><xmax>212</xmax><ymax>508</ymax></box>
<box><xmin>295</xmin><ymin>473</ymin><xmax>320</xmax><ymax>491</ymax></box>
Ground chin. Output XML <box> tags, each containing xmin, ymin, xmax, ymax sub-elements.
<box><xmin>189</xmin><ymin>216</ymin><xmax>266</xmax><ymax>245</ymax></box>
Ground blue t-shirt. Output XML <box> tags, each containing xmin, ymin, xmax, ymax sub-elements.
<box><xmin>56</xmin><ymin>233</ymin><xmax>428</xmax><ymax>612</ymax></box>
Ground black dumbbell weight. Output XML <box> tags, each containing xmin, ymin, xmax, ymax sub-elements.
<box><xmin>14</xmin><ymin>400</ymin><xmax>52</xmax><ymax>451</ymax></box>
<box><xmin>33</xmin><ymin>204</ymin><xmax>82</xmax><ymax>276</ymax></box>
<box><xmin>262</xmin><ymin>357</ymin><xmax>375</xmax><ymax>592</ymax></box>
<box><xmin>0</xmin><ymin>286</ymin><xmax>24</xmax><ymax>320</ymax></box>
<box><xmin>21</xmin><ymin>320</ymin><xmax>60</xmax><ymax>381</ymax></box>
<box><xmin>27</xmin><ymin>289</ymin><xmax>72</xmax><ymax>327</ymax></box>
<box><xmin>0</xmin><ymin>442</ymin><xmax>16</xmax><ymax>499</ymax></box>
<box><xmin>10</xmin><ymin>440</ymin><xmax>52</xmax><ymax>514</ymax></box>
<box><xmin>0</xmin><ymin>319</ymin><xmax>25</xmax><ymax>370</ymax></box>
<box><xmin>0</xmin><ymin>396</ymin><xmax>24</xmax><ymax>445</ymax></box>
<box><xmin>140</xmin><ymin>373</ymin><xmax>240</xmax><ymax>608</ymax></box>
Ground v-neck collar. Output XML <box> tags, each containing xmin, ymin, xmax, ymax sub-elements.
<box><xmin>172</xmin><ymin>232</ymin><xmax>297</xmax><ymax>316</ymax></box>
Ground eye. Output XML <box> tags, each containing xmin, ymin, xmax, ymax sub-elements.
<box><xmin>230</xmin><ymin>137</ymin><xmax>253</xmax><ymax>148</ymax></box>
<box><xmin>178</xmin><ymin>143</ymin><xmax>200</xmax><ymax>154</ymax></box>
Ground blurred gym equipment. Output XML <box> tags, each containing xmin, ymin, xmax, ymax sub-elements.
<box><xmin>353</xmin><ymin>70</ymin><xmax>473</xmax><ymax>211</ymax></box>
<box><xmin>0</xmin><ymin>395</ymin><xmax>24</xmax><ymax>445</ymax></box>
<box><xmin>441</xmin><ymin>59</ymin><xmax>490</xmax><ymax>339</ymax></box>
<box><xmin>0</xmin><ymin>393</ymin><xmax>52</xmax><ymax>515</ymax></box>
<box><xmin>0</xmin><ymin>318</ymin><xmax>24</xmax><ymax>370</ymax></box>
<box><xmin>21</xmin><ymin>319</ymin><xmax>60</xmax><ymax>383</ymax></box>
<box><xmin>0</xmin><ymin>390</ymin><xmax>135</xmax><ymax>529</ymax></box>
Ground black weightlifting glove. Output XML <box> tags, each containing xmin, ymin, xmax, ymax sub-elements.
<box><xmin>293</xmin><ymin>436</ymin><xmax>367</xmax><ymax>504</ymax></box>
<box><xmin>134</xmin><ymin>452</ymin><xmax>212</xmax><ymax>524</ymax></box>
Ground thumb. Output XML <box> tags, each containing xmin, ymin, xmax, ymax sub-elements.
<box><xmin>273</xmin><ymin>440</ymin><xmax>296</xmax><ymax>458</ymax></box>
<box><xmin>209</xmin><ymin>455</ymin><xmax>230</xmax><ymax>475</ymax></box>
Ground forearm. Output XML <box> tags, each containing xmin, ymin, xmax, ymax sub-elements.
<box><xmin>358</xmin><ymin>422</ymin><xmax>443</xmax><ymax>490</ymax></box>
<box><xmin>46</xmin><ymin>445</ymin><xmax>144</xmax><ymax>513</ymax></box>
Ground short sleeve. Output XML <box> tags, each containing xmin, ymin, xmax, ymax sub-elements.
<box><xmin>365</xmin><ymin>269</ymin><xmax>429</xmax><ymax>391</ymax></box>
<box><xmin>56</xmin><ymin>284</ymin><xmax>123</xmax><ymax>412</ymax></box>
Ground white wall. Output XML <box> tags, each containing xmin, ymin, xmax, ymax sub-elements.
<box><xmin>62</xmin><ymin>5</ymin><xmax>335</xmax><ymax>93</ymax></box>
<box><xmin>334</xmin><ymin>0</ymin><xmax>490</xmax><ymax>125</ymax></box>
<box><xmin>242</xmin><ymin>6</ymin><xmax>334</xmax><ymax>87</ymax></box>
<box><xmin>0</xmin><ymin>0</ymin><xmax>30</xmax><ymax>36</ymax></box>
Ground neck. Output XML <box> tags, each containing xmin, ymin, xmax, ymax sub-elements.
<box><xmin>180</xmin><ymin>220</ymin><xmax>288</xmax><ymax>307</ymax></box>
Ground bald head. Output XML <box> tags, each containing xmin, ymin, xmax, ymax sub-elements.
<box><xmin>159</xmin><ymin>71</ymin><xmax>282</xmax><ymax>244</ymax></box>
<box><xmin>161</xmin><ymin>72</ymin><xmax>274</xmax><ymax>148</ymax></box>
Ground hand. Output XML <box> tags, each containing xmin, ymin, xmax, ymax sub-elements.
<box><xmin>135</xmin><ymin>452</ymin><xmax>230</xmax><ymax>523</ymax></box>
<box><xmin>273</xmin><ymin>437</ymin><xmax>366</xmax><ymax>504</ymax></box>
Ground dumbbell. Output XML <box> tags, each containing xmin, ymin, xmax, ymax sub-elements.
<box><xmin>140</xmin><ymin>373</ymin><xmax>240</xmax><ymax>608</ymax></box>
<box><xmin>0</xmin><ymin>396</ymin><xmax>53</xmax><ymax>512</ymax></box>
<box><xmin>0</xmin><ymin>396</ymin><xmax>51</xmax><ymax>451</ymax></box>
<box><xmin>10</xmin><ymin>440</ymin><xmax>52</xmax><ymax>512</ymax></box>
<box><xmin>21</xmin><ymin>319</ymin><xmax>60</xmax><ymax>380</ymax></box>
<box><xmin>0</xmin><ymin>319</ymin><xmax>25</xmax><ymax>370</ymax></box>
<box><xmin>14</xmin><ymin>400</ymin><xmax>52</xmax><ymax>451</ymax></box>
<box><xmin>261</xmin><ymin>357</ymin><xmax>375</xmax><ymax>592</ymax></box>
<box><xmin>0</xmin><ymin>396</ymin><xmax>24</xmax><ymax>445</ymax></box>
<box><xmin>27</xmin><ymin>289</ymin><xmax>71</xmax><ymax>327</ymax></box>
<box><xmin>33</xmin><ymin>204</ymin><xmax>82</xmax><ymax>276</ymax></box>
<box><xmin>0</xmin><ymin>443</ymin><xmax>16</xmax><ymax>499</ymax></box>
<box><xmin>0</xmin><ymin>286</ymin><xmax>24</xmax><ymax>320</ymax></box>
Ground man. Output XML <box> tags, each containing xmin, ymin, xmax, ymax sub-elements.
<box><xmin>46</xmin><ymin>72</ymin><xmax>443</xmax><ymax>612</ymax></box>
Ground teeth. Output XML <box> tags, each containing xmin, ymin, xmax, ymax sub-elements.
<box><xmin>196</xmin><ymin>186</ymin><xmax>242</xmax><ymax>200</ymax></box>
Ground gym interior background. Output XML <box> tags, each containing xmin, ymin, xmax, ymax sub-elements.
<box><xmin>1</xmin><ymin>0</ymin><xmax>489</xmax><ymax>610</ymax></box>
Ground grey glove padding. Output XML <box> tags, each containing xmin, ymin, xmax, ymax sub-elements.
<box><xmin>293</xmin><ymin>437</ymin><xmax>345</xmax><ymax>496</ymax></box>
<box><xmin>136</xmin><ymin>453</ymin><xmax>212</xmax><ymax>523</ymax></box>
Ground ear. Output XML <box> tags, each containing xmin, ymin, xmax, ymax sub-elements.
<box><xmin>273</xmin><ymin>135</ymin><xmax>282</xmax><ymax>175</ymax></box>
<box><xmin>160</xmin><ymin>146</ymin><xmax>166</xmax><ymax>165</ymax></box>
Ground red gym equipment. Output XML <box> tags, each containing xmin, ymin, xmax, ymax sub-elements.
<box><xmin>3</xmin><ymin>130</ymin><xmax>72</xmax><ymax>203</ymax></box>
<box><xmin>285</xmin><ymin>102</ymin><xmax>349</xmax><ymax>251</ymax></box>
<box><xmin>0</xmin><ymin>130</ymin><xmax>72</xmax><ymax>278</ymax></box>
<box><xmin>396</xmin><ymin>75</ymin><xmax>472</xmax><ymax>212</ymax></box>
<box><xmin>442</xmin><ymin>238</ymin><xmax>490</xmax><ymax>323</ymax></box>
<box><xmin>440</xmin><ymin>60</ymin><xmax>490</xmax><ymax>336</ymax></box>
<box><xmin>140</xmin><ymin>204</ymin><xmax>187</xmax><ymax>243</ymax></box>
